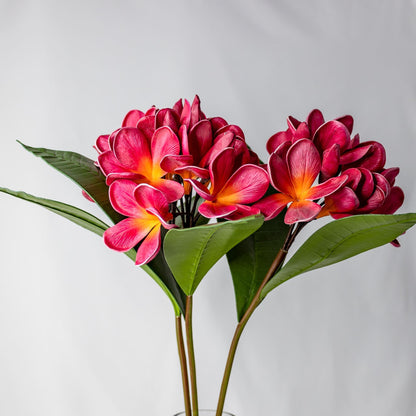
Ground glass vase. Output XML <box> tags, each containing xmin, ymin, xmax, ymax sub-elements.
<box><xmin>173</xmin><ymin>410</ymin><xmax>234</xmax><ymax>416</ymax></box>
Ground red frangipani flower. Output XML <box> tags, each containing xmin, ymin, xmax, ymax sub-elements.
<box><xmin>186</xmin><ymin>147</ymin><xmax>269</xmax><ymax>220</ymax></box>
<box><xmin>103</xmin><ymin>180</ymin><xmax>175</xmax><ymax>265</ymax></box>
<box><xmin>254</xmin><ymin>139</ymin><xmax>347</xmax><ymax>224</ymax></box>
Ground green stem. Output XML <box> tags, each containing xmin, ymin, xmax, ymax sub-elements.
<box><xmin>175</xmin><ymin>315</ymin><xmax>192</xmax><ymax>416</ymax></box>
<box><xmin>185</xmin><ymin>296</ymin><xmax>199</xmax><ymax>416</ymax></box>
<box><xmin>215</xmin><ymin>247</ymin><xmax>289</xmax><ymax>416</ymax></box>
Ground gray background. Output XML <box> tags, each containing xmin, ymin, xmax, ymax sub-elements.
<box><xmin>0</xmin><ymin>1</ymin><xmax>415</xmax><ymax>415</ymax></box>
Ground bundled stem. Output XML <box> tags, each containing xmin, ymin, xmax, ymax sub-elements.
<box><xmin>185</xmin><ymin>296</ymin><xmax>199</xmax><ymax>416</ymax></box>
<box><xmin>175</xmin><ymin>316</ymin><xmax>191</xmax><ymax>416</ymax></box>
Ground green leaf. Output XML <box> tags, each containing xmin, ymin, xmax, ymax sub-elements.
<box><xmin>0</xmin><ymin>186</ymin><xmax>110</xmax><ymax>236</ymax></box>
<box><xmin>17</xmin><ymin>142</ymin><xmax>186</xmax><ymax>315</ymax></box>
<box><xmin>0</xmin><ymin>186</ymin><xmax>184</xmax><ymax>315</ymax></box>
<box><xmin>226</xmin><ymin>211</ymin><xmax>290</xmax><ymax>320</ymax></box>
<box><xmin>261</xmin><ymin>213</ymin><xmax>416</xmax><ymax>299</ymax></box>
<box><xmin>18</xmin><ymin>141</ymin><xmax>123</xmax><ymax>224</ymax></box>
<box><xmin>164</xmin><ymin>215</ymin><xmax>264</xmax><ymax>296</ymax></box>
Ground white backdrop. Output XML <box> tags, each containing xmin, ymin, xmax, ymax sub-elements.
<box><xmin>1</xmin><ymin>1</ymin><xmax>415</xmax><ymax>415</ymax></box>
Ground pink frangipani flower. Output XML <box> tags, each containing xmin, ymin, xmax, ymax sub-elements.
<box><xmin>254</xmin><ymin>139</ymin><xmax>347</xmax><ymax>224</ymax></box>
<box><xmin>186</xmin><ymin>147</ymin><xmax>269</xmax><ymax>220</ymax></box>
<box><xmin>97</xmin><ymin>126</ymin><xmax>184</xmax><ymax>202</ymax></box>
<box><xmin>103</xmin><ymin>180</ymin><xmax>175</xmax><ymax>265</ymax></box>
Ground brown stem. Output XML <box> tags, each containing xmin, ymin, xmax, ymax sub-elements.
<box><xmin>175</xmin><ymin>316</ymin><xmax>191</xmax><ymax>416</ymax></box>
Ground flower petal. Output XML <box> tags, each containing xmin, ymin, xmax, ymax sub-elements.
<box><xmin>306</xmin><ymin>175</ymin><xmax>347</xmax><ymax>200</ymax></box>
<box><xmin>335</xmin><ymin>115</ymin><xmax>354</xmax><ymax>134</ymax></box>
<box><xmin>307</xmin><ymin>109</ymin><xmax>325</xmax><ymax>137</ymax></box>
<box><xmin>151</xmin><ymin>179</ymin><xmax>184</xmax><ymax>203</ymax></box>
<box><xmin>268</xmin><ymin>151</ymin><xmax>292</xmax><ymax>195</ymax></box>
<box><xmin>109</xmin><ymin>180</ymin><xmax>143</xmax><ymax>217</ymax></box>
<box><xmin>209</xmin><ymin>147</ymin><xmax>236</xmax><ymax>196</ymax></box>
<box><xmin>188</xmin><ymin>119</ymin><xmax>213</xmax><ymax>162</ymax></box>
<box><xmin>103</xmin><ymin>217</ymin><xmax>155</xmax><ymax>252</ymax></box>
<box><xmin>122</xmin><ymin>110</ymin><xmax>145</xmax><ymax>127</ymax></box>
<box><xmin>198</xmin><ymin>201</ymin><xmax>238</xmax><ymax>218</ymax></box>
<box><xmin>114</xmin><ymin>127</ymin><xmax>150</xmax><ymax>171</ymax></box>
<box><xmin>135</xmin><ymin>226</ymin><xmax>162</xmax><ymax>265</ymax></box>
<box><xmin>373</xmin><ymin>186</ymin><xmax>404</xmax><ymax>214</ymax></box>
<box><xmin>186</xmin><ymin>179</ymin><xmax>213</xmax><ymax>201</ymax></box>
<box><xmin>285</xmin><ymin>200</ymin><xmax>322</xmax><ymax>224</ymax></box>
<box><xmin>320</xmin><ymin>144</ymin><xmax>340</xmax><ymax>181</ymax></box>
<box><xmin>314</xmin><ymin>120</ymin><xmax>350</xmax><ymax>153</ymax></box>
<box><xmin>95</xmin><ymin>135</ymin><xmax>110</xmax><ymax>153</ymax></box>
<box><xmin>253</xmin><ymin>193</ymin><xmax>292</xmax><ymax>220</ymax></box>
<box><xmin>216</xmin><ymin>165</ymin><xmax>269</xmax><ymax>205</ymax></box>
<box><xmin>266</xmin><ymin>129</ymin><xmax>292</xmax><ymax>154</ymax></box>
<box><xmin>287</xmin><ymin>139</ymin><xmax>321</xmax><ymax>195</ymax></box>
<box><xmin>151</xmin><ymin>126</ymin><xmax>180</xmax><ymax>170</ymax></box>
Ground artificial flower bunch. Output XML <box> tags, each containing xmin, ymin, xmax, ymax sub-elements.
<box><xmin>1</xmin><ymin>96</ymin><xmax>414</xmax><ymax>416</ymax></box>
<box><xmin>95</xmin><ymin>96</ymin><xmax>404</xmax><ymax>268</ymax></box>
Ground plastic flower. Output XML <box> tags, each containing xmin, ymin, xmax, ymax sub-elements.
<box><xmin>103</xmin><ymin>180</ymin><xmax>175</xmax><ymax>265</ymax></box>
<box><xmin>186</xmin><ymin>147</ymin><xmax>269</xmax><ymax>220</ymax></box>
<box><xmin>254</xmin><ymin>139</ymin><xmax>347</xmax><ymax>224</ymax></box>
<box><xmin>97</xmin><ymin>126</ymin><xmax>184</xmax><ymax>202</ymax></box>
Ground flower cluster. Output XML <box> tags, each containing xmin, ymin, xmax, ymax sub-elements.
<box><xmin>254</xmin><ymin>109</ymin><xmax>404</xmax><ymax>225</ymax></box>
<box><xmin>95</xmin><ymin>96</ymin><xmax>269</xmax><ymax>265</ymax></box>
<box><xmin>95</xmin><ymin>101</ymin><xmax>404</xmax><ymax>265</ymax></box>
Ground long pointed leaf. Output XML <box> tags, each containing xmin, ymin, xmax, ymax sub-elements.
<box><xmin>164</xmin><ymin>215</ymin><xmax>264</xmax><ymax>296</ymax></box>
<box><xmin>17</xmin><ymin>142</ymin><xmax>185</xmax><ymax>314</ymax></box>
<box><xmin>18</xmin><ymin>141</ymin><xmax>123</xmax><ymax>224</ymax></box>
<box><xmin>261</xmin><ymin>213</ymin><xmax>416</xmax><ymax>299</ymax></box>
<box><xmin>226</xmin><ymin>212</ymin><xmax>290</xmax><ymax>320</ymax></box>
<box><xmin>0</xmin><ymin>186</ymin><xmax>184</xmax><ymax>315</ymax></box>
<box><xmin>0</xmin><ymin>187</ymin><xmax>110</xmax><ymax>236</ymax></box>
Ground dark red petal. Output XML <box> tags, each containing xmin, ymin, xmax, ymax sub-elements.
<box><xmin>200</xmin><ymin>131</ymin><xmax>234</xmax><ymax>167</ymax></box>
<box><xmin>288</xmin><ymin>115</ymin><xmax>301</xmax><ymax>132</ymax></box>
<box><xmin>340</xmin><ymin>144</ymin><xmax>373</xmax><ymax>166</ymax></box>
<box><xmin>356</xmin><ymin>168</ymin><xmax>375</xmax><ymax>200</ymax></box>
<box><xmin>307</xmin><ymin>109</ymin><xmax>325</xmax><ymax>137</ymax></box>
<box><xmin>209</xmin><ymin>148</ymin><xmax>236</xmax><ymax>196</ymax></box>
<box><xmin>373</xmin><ymin>186</ymin><xmax>404</xmax><ymax>214</ymax></box>
<box><xmin>190</xmin><ymin>95</ymin><xmax>205</xmax><ymax>127</ymax></box>
<box><xmin>293</xmin><ymin>122</ymin><xmax>311</xmax><ymax>141</ymax></box>
<box><xmin>321</xmin><ymin>144</ymin><xmax>340</xmax><ymax>181</ymax></box>
<box><xmin>324</xmin><ymin>187</ymin><xmax>360</xmax><ymax>213</ymax></box>
<box><xmin>268</xmin><ymin>151</ymin><xmax>292</xmax><ymax>195</ymax></box>
<box><xmin>173</xmin><ymin>98</ymin><xmax>183</xmax><ymax>115</ymax></box>
<box><xmin>344</xmin><ymin>140</ymin><xmax>386</xmax><ymax>172</ymax></box>
<box><xmin>210</xmin><ymin>117</ymin><xmax>228</xmax><ymax>133</ymax></box>
<box><xmin>188</xmin><ymin>120</ymin><xmax>213</xmax><ymax>162</ymax></box>
<box><xmin>335</xmin><ymin>115</ymin><xmax>354</xmax><ymax>134</ymax></box>
<box><xmin>314</xmin><ymin>120</ymin><xmax>350</xmax><ymax>153</ymax></box>
<box><xmin>381</xmin><ymin>167</ymin><xmax>400</xmax><ymax>186</ymax></box>
<box><xmin>225</xmin><ymin>204</ymin><xmax>261</xmax><ymax>220</ymax></box>
<box><xmin>266</xmin><ymin>129</ymin><xmax>292</xmax><ymax>154</ymax></box>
